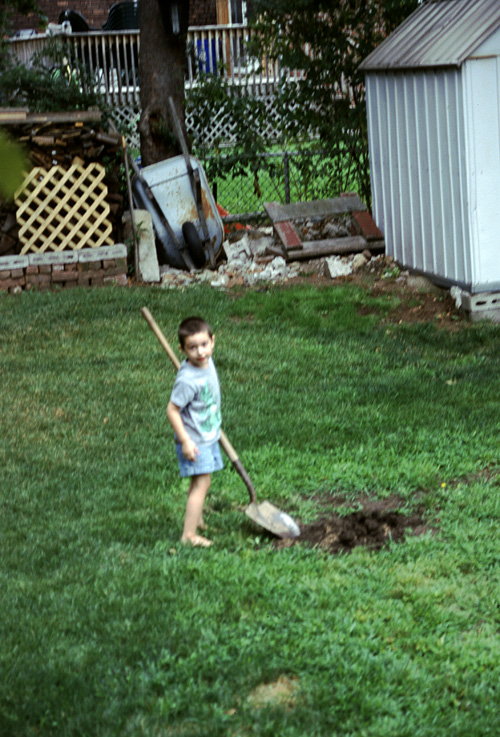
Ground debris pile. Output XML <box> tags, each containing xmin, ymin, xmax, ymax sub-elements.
<box><xmin>160</xmin><ymin>230</ymin><xmax>383</xmax><ymax>290</ymax></box>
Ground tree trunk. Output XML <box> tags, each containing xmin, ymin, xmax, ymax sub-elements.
<box><xmin>139</xmin><ymin>0</ymin><xmax>189</xmax><ymax>166</ymax></box>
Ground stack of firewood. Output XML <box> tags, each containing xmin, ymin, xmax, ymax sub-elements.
<box><xmin>0</xmin><ymin>109</ymin><xmax>125</xmax><ymax>256</ymax></box>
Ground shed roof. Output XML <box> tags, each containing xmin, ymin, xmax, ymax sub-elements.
<box><xmin>360</xmin><ymin>0</ymin><xmax>500</xmax><ymax>72</ymax></box>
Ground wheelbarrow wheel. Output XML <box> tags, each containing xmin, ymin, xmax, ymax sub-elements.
<box><xmin>182</xmin><ymin>222</ymin><xmax>206</xmax><ymax>268</ymax></box>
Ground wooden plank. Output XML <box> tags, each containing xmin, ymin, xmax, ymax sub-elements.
<box><xmin>264</xmin><ymin>195</ymin><xmax>367</xmax><ymax>224</ymax></box>
<box><xmin>0</xmin><ymin>110</ymin><xmax>102</xmax><ymax>126</ymax></box>
<box><xmin>0</xmin><ymin>107</ymin><xmax>28</xmax><ymax>123</ymax></box>
<box><xmin>287</xmin><ymin>236</ymin><xmax>368</xmax><ymax>261</ymax></box>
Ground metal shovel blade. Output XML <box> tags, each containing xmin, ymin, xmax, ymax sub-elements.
<box><xmin>245</xmin><ymin>500</ymin><xmax>301</xmax><ymax>539</ymax></box>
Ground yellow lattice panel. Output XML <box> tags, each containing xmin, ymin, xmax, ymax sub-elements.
<box><xmin>15</xmin><ymin>163</ymin><xmax>114</xmax><ymax>254</ymax></box>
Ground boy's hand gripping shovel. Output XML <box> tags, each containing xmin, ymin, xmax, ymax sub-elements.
<box><xmin>141</xmin><ymin>307</ymin><xmax>300</xmax><ymax>540</ymax></box>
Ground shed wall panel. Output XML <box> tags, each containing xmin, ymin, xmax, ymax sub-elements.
<box><xmin>463</xmin><ymin>57</ymin><xmax>500</xmax><ymax>290</ymax></box>
<box><xmin>366</xmin><ymin>69</ymin><xmax>471</xmax><ymax>287</ymax></box>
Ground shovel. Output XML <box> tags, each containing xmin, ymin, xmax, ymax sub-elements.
<box><xmin>141</xmin><ymin>307</ymin><xmax>301</xmax><ymax>539</ymax></box>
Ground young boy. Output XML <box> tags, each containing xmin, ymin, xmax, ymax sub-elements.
<box><xmin>166</xmin><ymin>316</ymin><xmax>223</xmax><ymax>547</ymax></box>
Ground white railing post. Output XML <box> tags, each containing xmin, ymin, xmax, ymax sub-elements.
<box><xmin>7</xmin><ymin>25</ymin><xmax>287</xmax><ymax>102</ymax></box>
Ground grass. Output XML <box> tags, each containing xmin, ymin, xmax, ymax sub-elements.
<box><xmin>2</xmin><ymin>282</ymin><xmax>500</xmax><ymax>736</ymax></box>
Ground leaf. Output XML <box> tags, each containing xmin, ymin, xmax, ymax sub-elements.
<box><xmin>0</xmin><ymin>131</ymin><xmax>28</xmax><ymax>200</ymax></box>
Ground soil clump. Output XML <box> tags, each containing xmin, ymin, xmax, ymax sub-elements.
<box><xmin>277</xmin><ymin>494</ymin><xmax>429</xmax><ymax>555</ymax></box>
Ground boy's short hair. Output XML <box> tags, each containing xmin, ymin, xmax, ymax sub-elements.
<box><xmin>178</xmin><ymin>316</ymin><xmax>213</xmax><ymax>348</ymax></box>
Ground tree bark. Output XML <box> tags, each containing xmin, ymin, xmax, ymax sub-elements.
<box><xmin>139</xmin><ymin>0</ymin><xmax>189</xmax><ymax>166</ymax></box>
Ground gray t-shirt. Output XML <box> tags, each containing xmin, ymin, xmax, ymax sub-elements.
<box><xmin>169</xmin><ymin>357</ymin><xmax>222</xmax><ymax>446</ymax></box>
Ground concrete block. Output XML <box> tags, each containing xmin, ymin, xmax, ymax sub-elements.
<box><xmin>124</xmin><ymin>210</ymin><xmax>159</xmax><ymax>283</ymax></box>
<box><xmin>29</xmin><ymin>251</ymin><xmax>78</xmax><ymax>265</ymax></box>
<box><xmin>78</xmin><ymin>244</ymin><xmax>127</xmax><ymax>263</ymax></box>
<box><xmin>461</xmin><ymin>291</ymin><xmax>500</xmax><ymax>323</ymax></box>
<box><xmin>0</xmin><ymin>254</ymin><xmax>29</xmax><ymax>269</ymax></box>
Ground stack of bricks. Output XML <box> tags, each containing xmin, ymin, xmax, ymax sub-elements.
<box><xmin>0</xmin><ymin>244</ymin><xmax>128</xmax><ymax>294</ymax></box>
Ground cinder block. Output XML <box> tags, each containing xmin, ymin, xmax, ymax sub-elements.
<box><xmin>78</xmin><ymin>249</ymin><xmax>102</xmax><ymax>263</ymax></box>
<box><xmin>29</xmin><ymin>252</ymin><xmax>79</xmax><ymax>266</ymax></box>
<box><xmin>78</xmin><ymin>244</ymin><xmax>126</xmax><ymax>262</ymax></box>
<box><xmin>461</xmin><ymin>291</ymin><xmax>500</xmax><ymax>323</ymax></box>
<box><xmin>0</xmin><ymin>254</ymin><xmax>29</xmax><ymax>269</ymax></box>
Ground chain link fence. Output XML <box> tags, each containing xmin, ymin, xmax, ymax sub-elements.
<box><xmin>196</xmin><ymin>146</ymin><xmax>359</xmax><ymax>225</ymax></box>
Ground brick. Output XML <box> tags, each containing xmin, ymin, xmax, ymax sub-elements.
<box><xmin>26</xmin><ymin>265</ymin><xmax>39</xmax><ymax>275</ymax></box>
<box><xmin>10</xmin><ymin>268</ymin><xmax>24</xmax><ymax>278</ymax></box>
<box><xmin>274</xmin><ymin>221</ymin><xmax>302</xmax><ymax>250</ymax></box>
<box><xmin>78</xmin><ymin>261</ymin><xmax>94</xmax><ymax>272</ymax></box>
<box><xmin>103</xmin><ymin>259</ymin><xmax>117</xmax><ymax>269</ymax></box>
<box><xmin>51</xmin><ymin>270</ymin><xmax>79</xmax><ymax>283</ymax></box>
<box><xmin>91</xmin><ymin>277</ymin><xmax>104</xmax><ymax>286</ymax></box>
<box><xmin>352</xmin><ymin>211</ymin><xmax>384</xmax><ymax>241</ymax></box>
<box><xmin>101</xmin><ymin>266</ymin><xmax>126</xmax><ymax>277</ymax></box>
<box><xmin>0</xmin><ymin>277</ymin><xmax>25</xmax><ymax>290</ymax></box>
<box><xmin>26</xmin><ymin>273</ymin><xmax>51</xmax><ymax>285</ymax></box>
<box><xmin>104</xmin><ymin>273</ymin><xmax>128</xmax><ymax>286</ymax></box>
<box><xmin>0</xmin><ymin>270</ymin><xmax>11</xmax><ymax>278</ymax></box>
<box><xmin>39</xmin><ymin>265</ymin><xmax>52</xmax><ymax>274</ymax></box>
<box><xmin>78</xmin><ymin>276</ymin><xmax>92</xmax><ymax>286</ymax></box>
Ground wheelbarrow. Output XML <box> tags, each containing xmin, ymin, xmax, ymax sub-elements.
<box><xmin>131</xmin><ymin>99</ymin><xmax>224</xmax><ymax>271</ymax></box>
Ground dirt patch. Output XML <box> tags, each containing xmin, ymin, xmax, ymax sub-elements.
<box><xmin>277</xmin><ymin>495</ymin><xmax>429</xmax><ymax>555</ymax></box>
<box><xmin>294</xmin><ymin>255</ymin><xmax>465</xmax><ymax>330</ymax></box>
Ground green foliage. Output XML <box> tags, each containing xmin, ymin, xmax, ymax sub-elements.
<box><xmin>2</xmin><ymin>284</ymin><xmax>500</xmax><ymax>736</ymax></box>
<box><xmin>188</xmin><ymin>0</ymin><xmax>419</xmax><ymax>208</ymax></box>
<box><xmin>0</xmin><ymin>130</ymin><xmax>27</xmax><ymax>199</ymax></box>
<box><xmin>0</xmin><ymin>38</ymin><xmax>105</xmax><ymax>112</ymax></box>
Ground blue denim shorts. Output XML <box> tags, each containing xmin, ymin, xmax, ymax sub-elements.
<box><xmin>175</xmin><ymin>440</ymin><xmax>224</xmax><ymax>478</ymax></box>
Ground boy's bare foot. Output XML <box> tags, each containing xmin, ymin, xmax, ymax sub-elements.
<box><xmin>181</xmin><ymin>534</ymin><xmax>213</xmax><ymax>547</ymax></box>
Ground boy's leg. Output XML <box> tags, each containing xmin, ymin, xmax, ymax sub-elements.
<box><xmin>182</xmin><ymin>473</ymin><xmax>212</xmax><ymax>546</ymax></box>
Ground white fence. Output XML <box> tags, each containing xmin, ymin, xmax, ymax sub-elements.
<box><xmin>6</xmin><ymin>25</ymin><xmax>304</xmax><ymax>105</ymax></box>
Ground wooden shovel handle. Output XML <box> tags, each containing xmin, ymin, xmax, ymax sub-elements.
<box><xmin>141</xmin><ymin>306</ymin><xmax>258</xmax><ymax>503</ymax></box>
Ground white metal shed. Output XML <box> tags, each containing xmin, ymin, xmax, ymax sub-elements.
<box><xmin>360</xmin><ymin>0</ymin><xmax>500</xmax><ymax>295</ymax></box>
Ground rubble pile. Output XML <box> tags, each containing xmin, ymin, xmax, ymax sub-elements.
<box><xmin>160</xmin><ymin>229</ymin><xmax>380</xmax><ymax>290</ymax></box>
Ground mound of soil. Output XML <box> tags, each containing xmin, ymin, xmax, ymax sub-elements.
<box><xmin>278</xmin><ymin>495</ymin><xmax>428</xmax><ymax>555</ymax></box>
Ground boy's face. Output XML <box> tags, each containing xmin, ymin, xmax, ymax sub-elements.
<box><xmin>180</xmin><ymin>330</ymin><xmax>215</xmax><ymax>369</ymax></box>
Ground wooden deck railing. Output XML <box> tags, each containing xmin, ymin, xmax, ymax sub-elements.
<box><xmin>6</xmin><ymin>25</ymin><xmax>304</xmax><ymax>106</ymax></box>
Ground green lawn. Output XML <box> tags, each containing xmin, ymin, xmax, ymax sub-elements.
<box><xmin>1</xmin><ymin>282</ymin><xmax>500</xmax><ymax>736</ymax></box>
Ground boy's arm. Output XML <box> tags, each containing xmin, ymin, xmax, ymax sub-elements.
<box><xmin>166</xmin><ymin>401</ymin><xmax>199</xmax><ymax>461</ymax></box>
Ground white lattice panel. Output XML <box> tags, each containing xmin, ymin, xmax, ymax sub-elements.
<box><xmin>111</xmin><ymin>106</ymin><xmax>141</xmax><ymax>150</ymax></box>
